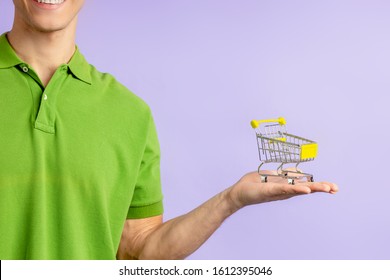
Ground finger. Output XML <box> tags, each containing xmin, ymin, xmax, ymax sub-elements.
<box><xmin>298</xmin><ymin>181</ymin><xmax>336</xmax><ymax>193</ymax></box>
<box><xmin>328</xmin><ymin>182</ymin><xmax>339</xmax><ymax>194</ymax></box>
<box><xmin>317</xmin><ymin>182</ymin><xmax>339</xmax><ymax>194</ymax></box>
<box><xmin>275</xmin><ymin>183</ymin><xmax>312</xmax><ymax>195</ymax></box>
<box><xmin>260</xmin><ymin>169</ymin><xmax>278</xmax><ymax>176</ymax></box>
<box><xmin>284</xmin><ymin>167</ymin><xmax>303</xmax><ymax>173</ymax></box>
<box><xmin>290</xmin><ymin>184</ymin><xmax>312</xmax><ymax>194</ymax></box>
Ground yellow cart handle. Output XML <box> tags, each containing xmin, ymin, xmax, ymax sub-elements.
<box><xmin>250</xmin><ymin>117</ymin><xmax>286</xmax><ymax>129</ymax></box>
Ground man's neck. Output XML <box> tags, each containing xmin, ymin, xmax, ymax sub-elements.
<box><xmin>7</xmin><ymin>17</ymin><xmax>77</xmax><ymax>87</ymax></box>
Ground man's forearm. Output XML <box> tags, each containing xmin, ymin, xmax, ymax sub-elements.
<box><xmin>138</xmin><ymin>187</ymin><xmax>239</xmax><ymax>260</ymax></box>
<box><xmin>121</xmin><ymin>172</ymin><xmax>338</xmax><ymax>260</ymax></box>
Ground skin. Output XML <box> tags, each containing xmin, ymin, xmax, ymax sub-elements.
<box><xmin>117</xmin><ymin>171</ymin><xmax>337</xmax><ymax>259</ymax></box>
<box><xmin>7</xmin><ymin>0</ymin><xmax>84</xmax><ymax>86</ymax></box>
<box><xmin>6</xmin><ymin>0</ymin><xmax>339</xmax><ymax>260</ymax></box>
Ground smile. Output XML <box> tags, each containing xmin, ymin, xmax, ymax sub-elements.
<box><xmin>35</xmin><ymin>0</ymin><xmax>65</xmax><ymax>4</ymax></box>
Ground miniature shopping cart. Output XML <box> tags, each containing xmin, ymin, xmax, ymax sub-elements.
<box><xmin>251</xmin><ymin>117</ymin><xmax>318</xmax><ymax>184</ymax></box>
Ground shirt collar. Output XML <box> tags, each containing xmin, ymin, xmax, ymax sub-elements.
<box><xmin>0</xmin><ymin>32</ymin><xmax>92</xmax><ymax>85</ymax></box>
<box><xmin>0</xmin><ymin>33</ymin><xmax>23</xmax><ymax>68</ymax></box>
<box><xmin>67</xmin><ymin>46</ymin><xmax>92</xmax><ymax>85</ymax></box>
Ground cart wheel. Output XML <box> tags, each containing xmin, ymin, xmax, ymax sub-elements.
<box><xmin>261</xmin><ymin>175</ymin><xmax>268</xmax><ymax>183</ymax></box>
<box><xmin>310</xmin><ymin>176</ymin><xmax>314</xmax><ymax>182</ymax></box>
<box><xmin>288</xmin><ymin>178</ymin><xmax>294</xmax><ymax>185</ymax></box>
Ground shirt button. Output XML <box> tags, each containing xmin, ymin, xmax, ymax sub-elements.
<box><xmin>22</xmin><ymin>66</ymin><xmax>29</xmax><ymax>73</ymax></box>
<box><xmin>44</xmin><ymin>94</ymin><xmax>48</xmax><ymax>100</ymax></box>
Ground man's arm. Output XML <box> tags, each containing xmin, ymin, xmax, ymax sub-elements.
<box><xmin>117</xmin><ymin>188</ymin><xmax>237</xmax><ymax>260</ymax></box>
<box><xmin>117</xmin><ymin>171</ymin><xmax>338</xmax><ymax>260</ymax></box>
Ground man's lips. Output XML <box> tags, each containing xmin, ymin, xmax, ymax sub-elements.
<box><xmin>32</xmin><ymin>0</ymin><xmax>66</xmax><ymax>10</ymax></box>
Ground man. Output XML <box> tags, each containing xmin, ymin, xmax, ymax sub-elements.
<box><xmin>0</xmin><ymin>0</ymin><xmax>338</xmax><ymax>260</ymax></box>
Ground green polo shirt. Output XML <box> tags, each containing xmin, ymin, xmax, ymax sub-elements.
<box><xmin>0</xmin><ymin>33</ymin><xmax>163</xmax><ymax>259</ymax></box>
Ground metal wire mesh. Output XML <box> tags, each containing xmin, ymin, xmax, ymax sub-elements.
<box><xmin>256</xmin><ymin>124</ymin><xmax>315</xmax><ymax>164</ymax></box>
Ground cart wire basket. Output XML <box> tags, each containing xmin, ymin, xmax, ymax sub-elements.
<box><xmin>251</xmin><ymin>117</ymin><xmax>318</xmax><ymax>184</ymax></box>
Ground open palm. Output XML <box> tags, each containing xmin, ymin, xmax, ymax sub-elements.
<box><xmin>229</xmin><ymin>171</ymin><xmax>338</xmax><ymax>209</ymax></box>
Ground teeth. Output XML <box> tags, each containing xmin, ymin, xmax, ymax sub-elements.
<box><xmin>37</xmin><ymin>0</ymin><xmax>65</xmax><ymax>4</ymax></box>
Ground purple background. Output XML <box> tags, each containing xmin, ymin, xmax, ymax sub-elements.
<box><xmin>1</xmin><ymin>0</ymin><xmax>389</xmax><ymax>259</ymax></box>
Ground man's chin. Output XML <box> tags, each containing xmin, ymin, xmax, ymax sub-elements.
<box><xmin>27</xmin><ymin>17</ymin><xmax>71</xmax><ymax>33</ymax></box>
<box><xmin>34</xmin><ymin>25</ymin><xmax>67</xmax><ymax>33</ymax></box>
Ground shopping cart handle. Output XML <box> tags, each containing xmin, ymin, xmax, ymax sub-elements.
<box><xmin>251</xmin><ymin>117</ymin><xmax>286</xmax><ymax>129</ymax></box>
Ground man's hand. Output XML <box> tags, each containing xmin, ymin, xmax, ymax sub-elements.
<box><xmin>119</xmin><ymin>170</ymin><xmax>338</xmax><ymax>259</ymax></box>
<box><xmin>228</xmin><ymin>171</ymin><xmax>339</xmax><ymax>210</ymax></box>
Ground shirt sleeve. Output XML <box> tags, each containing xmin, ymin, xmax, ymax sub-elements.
<box><xmin>126</xmin><ymin>112</ymin><xmax>164</xmax><ymax>219</ymax></box>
